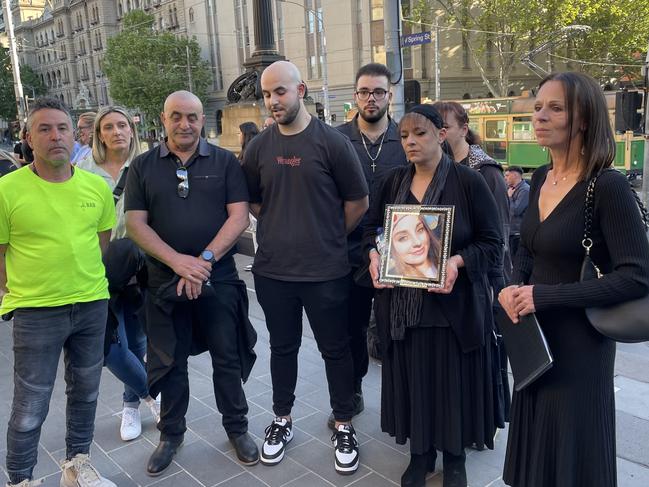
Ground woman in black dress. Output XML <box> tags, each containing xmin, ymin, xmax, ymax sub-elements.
<box><xmin>366</xmin><ymin>104</ymin><xmax>502</xmax><ymax>487</ymax></box>
<box><xmin>499</xmin><ymin>72</ymin><xmax>649</xmax><ymax>487</ymax></box>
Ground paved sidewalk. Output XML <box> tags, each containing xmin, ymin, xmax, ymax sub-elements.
<box><xmin>1</xmin><ymin>255</ymin><xmax>648</xmax><ymax>486</ymax></box>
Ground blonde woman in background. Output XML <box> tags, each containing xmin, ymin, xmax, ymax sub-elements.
<box><xmin>77</xmin><ymin>106</ymin><xmax>159</xmax><ymax>441</ymax></box>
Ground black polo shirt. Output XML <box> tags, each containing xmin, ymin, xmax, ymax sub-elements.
<box><xmin>337</xmin><ymin>114</ymin><xmax>408</xmax><ymax>266</ymax></box>
<box><xmin>125</xmin><ymin>138</ymin><xmax>249</xmax><ymax>277</ymax></box>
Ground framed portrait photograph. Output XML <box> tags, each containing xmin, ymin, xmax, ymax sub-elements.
<box><xmin>379</xmin><ymin>204</ymin><xmax>455</xmax><ymax>289</ymax></box>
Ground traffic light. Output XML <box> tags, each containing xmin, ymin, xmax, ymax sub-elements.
<box><xmin>9</xmin><ymin>121</ymin><xmax>21</xmax><ymax>139</ymax></box>
<box><xmin>316</xmin><ymin>102</ymin><xmax>325</xmax><ymax>121</ymax></box>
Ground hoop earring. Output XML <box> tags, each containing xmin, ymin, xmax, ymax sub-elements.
<box><xmin>580</xmin><ymin>146</ymin><xmax>585</xmax><ymax>156</ymax></box>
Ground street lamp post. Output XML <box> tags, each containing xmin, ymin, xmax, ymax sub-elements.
<box><xmin>279</xmin><ymin>0</ymin><xmax>330</xmax><ymax>124</ymax></box>
<box><xmin>641</xmin><ymin>46</ymin><xmax>649</xmax><ymax>206</ymax></box>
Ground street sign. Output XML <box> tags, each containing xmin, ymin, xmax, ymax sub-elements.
<box><xmin>402</xmin><ymin>31</ymin><xmax>432</xmax><ymax>47</ymax></box>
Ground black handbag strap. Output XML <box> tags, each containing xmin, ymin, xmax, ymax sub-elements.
<box><xmin>582</xmin><ymin>170</ymin><xmax>649</xmax><ymax>257</ymax></box>
<box><xmin>113</xmin><ymin>166</ymin><xmax>129</xmax><ymax>204</ymax></box>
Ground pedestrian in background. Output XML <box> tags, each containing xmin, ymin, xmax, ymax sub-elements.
<box><xmin>499</xmin><ymin>72</ymin><xmax>649</xmax><ymax>487</ymax></box>
<box><xmin>13</xmin><ymin>127</ymin><xmax>33</xmax><ymax>165</ymax></box>
<box><xmin>237</xmin><ymin>121</ymin><xmax>260</xmax><ymax>162</ymax></box>
<box><xmin>126</xmin><ymin>90</ymin><xmax>258</xmax><ymax>477</ymax></box>
<box><xmin>503</xmin><ymin>166</ymin><xmax>529</xmax><ymax>259</ymax></box>
<box><xmin>242</xmin><ymin>60</ymin><xmax>369</xmax><ymax>475</ymax></box>
<box><xmin>77</xmin><ymin>106</ymin><xmax>160</xmax><ymax>442</ymax></box>
<box><xmin>335</xmin><ymin>62</ymin><xmax>407</xmax><ymax>428</ymax></box>
<box><xmin>71</xmin><ymin>111</ymin><xmax>96</xmax><ymax>164</ymax></box>
<box><xmin>0</xmin><ymin>97</ymin><xmax>117</xmax><ymax>487</ymax></box>
<box><xmin>263</xmin><ymin>116</ymin><xmax>275</xmax><ymax>130</ymax></box>
<box><xmin>435</xmin><ymin>100</ymin><xmax>512</xmax><ymax>424</ymax></box>
<box><xmin>366</xmin><ymin>104</ymin><xmax>502</xmax><ymax>487</ymax></box>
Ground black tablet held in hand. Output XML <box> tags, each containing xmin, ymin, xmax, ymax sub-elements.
<box><xmin>495</xmin><ymin>308</ymin><xmax>554</xmax><ymax>391</ymax></box>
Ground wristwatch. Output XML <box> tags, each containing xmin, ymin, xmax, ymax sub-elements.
<box><xmin>201</xmin><ymin>249</ymin><xmax>216</xmax><ymax>264</ymax></box>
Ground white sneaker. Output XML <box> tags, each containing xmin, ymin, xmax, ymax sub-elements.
<box><xmin>120</xmin><ymin>406</ymin><xmax>141</xmax><ymax>441</ymax></box>
<box><xmin>144</xmin><ymin>397</ymin><xmax>161</xmax><ymax>424</ymax></box>
<box><xmin>60</xmin><ymin>454</ymin><xmax>116</xmax><ymax>487</ymax></box>
<box><xmin>260</xmin><ymin>417</ymin><xmax>293</xmax><ymax>466</ymax></box>
<box><xmin>6</xmin><ymin>479</ymin><xmax>44</xmax><ymax>486</ymax></box>
<box><xmin>331</xmin><ymin>424</ymin><xmax>359</xmax><ymax>475</ymax></box>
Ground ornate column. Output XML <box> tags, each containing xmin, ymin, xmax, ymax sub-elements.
<box><xmin>228</xmin><ymin>0</ymin><xmax>285</xmax><ymax>102</ymax></box>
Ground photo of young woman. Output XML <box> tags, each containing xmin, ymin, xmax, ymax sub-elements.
<box><xmin>386</xmin><ymin>212</ymin><xmax>443</xmax><ymax>281</ymax></box>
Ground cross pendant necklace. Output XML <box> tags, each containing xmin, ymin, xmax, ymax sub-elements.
<box><xmin>360</xmin><ymin>130</ymin><xmax>387</xmax><ymax>172</ymax></box>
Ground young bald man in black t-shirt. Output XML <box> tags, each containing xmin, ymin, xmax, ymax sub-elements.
<box><xmin>242</xmin><ymin>61</ymin><xmax>369</xmax><ymax>475</ymax></box>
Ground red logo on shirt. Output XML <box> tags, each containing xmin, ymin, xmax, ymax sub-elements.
<box><xmin>276</xmin><ymin>156</ymin><xmax>302</xmax><ymax>167</ymax></box>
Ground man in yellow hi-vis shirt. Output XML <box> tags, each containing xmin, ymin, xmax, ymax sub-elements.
<box><xmin>0</xmin><ymin>98</ymin><xmax>116</xmax><ymax>487</ymax></box>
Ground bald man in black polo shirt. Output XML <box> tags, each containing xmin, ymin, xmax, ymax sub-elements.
<box><xmin>125</xmin><ymin>91</ymin><xmax>258</xmax><ymax>476</ymax></box>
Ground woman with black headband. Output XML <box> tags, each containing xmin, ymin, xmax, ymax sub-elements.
<box><xmin>364</xmin><ymin>104</ymin><xmax>503</xmax><ymax>487</ymax></box>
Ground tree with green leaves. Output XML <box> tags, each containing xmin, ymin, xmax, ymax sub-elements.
<box><xmin>0</xmin><ymin>47</ymin><xmax>47</xmax><ymax>122</ymax></box>
<box><xmin>409</xmin><ymin>0</ymin><xmax>649</xmax><ymax>96</ymax></box>
<box><xmin>103</xmin><ymin>10</ymin><xmax>212</xmax><ymax>126</ymax></box>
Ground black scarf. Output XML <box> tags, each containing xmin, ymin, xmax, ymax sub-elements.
<box><xmin>389</xmin><ymin>154</ymin><xmax>452</xmax><ymax>340</ymax></box>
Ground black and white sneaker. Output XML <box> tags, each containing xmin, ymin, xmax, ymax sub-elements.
<box><xmin>331</xmin><ymin>424</ymin><xmax>359</xmax><ymax>475</ymax></box>
<box><xmin>260</xmin><ymin>417</ymin><xmax>293</xmax><ymax>466</ymax></box>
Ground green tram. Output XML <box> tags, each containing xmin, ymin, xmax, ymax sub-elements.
<box><xmin>434</xmin><ymin>93</ymin><xmax>646</xmax><ymax>177</ymax></box>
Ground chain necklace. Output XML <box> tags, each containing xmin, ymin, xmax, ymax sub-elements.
<box><xmin>549</xmin><ymin>169</ymin><xmax>575</xmax><ymax>186</ymax></box>
<box><xmin>360</xmin><ymin>130</ymin><xmax>387</xmax><ymax>172</ymax></box>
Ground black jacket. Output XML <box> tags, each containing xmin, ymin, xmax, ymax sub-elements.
<box><xmin>364</xmin><ymin>162</ymin><xmax>503</xmax><ymax>352</ymax></box>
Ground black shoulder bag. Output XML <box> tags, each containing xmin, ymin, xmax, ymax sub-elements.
<box><xmin>580</xmin><ymin>174</ymin><xmax>649</xmax><ymax>343</ymax></box>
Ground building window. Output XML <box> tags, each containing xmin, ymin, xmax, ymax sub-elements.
<box><xmin>371</xmin><ymin>0</ymin><xmax>383</xmax><ymax>21</ymax></box>
<box><xmin>372</xmin><ymin>44</ymin><xmax>386</xmax><ymax>64</ymax></box>
<box><xmin>486</xmin><ymin>34</ymin><xmax>494</xmax><ymax>70</ymax></box>
<box><xmin>462</xmin><ymin>33</ymin><xmax>470</xmax><ymax>69</ymax></box>
<box><xmin>189</xmin><ymin>7</ymin><xmax>194</xmax><ymax>22</ymax></box>
<box><xmin>307</xmin><ymin>55</ymin><xmax>316</xmax><ymax>79</ymax></box>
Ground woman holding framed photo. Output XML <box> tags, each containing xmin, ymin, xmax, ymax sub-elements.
<box><xmin>365</xmin><ymin>104</ymin><xmax>503</xmax><ymax>487</ymax></box>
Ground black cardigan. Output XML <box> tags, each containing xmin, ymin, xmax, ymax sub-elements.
<box><xmin>516</xmin><ymin>165</ymin><xmax>649</xmax><ymax>309</ymax></box>
<box><xmin>364</xmin><ymin>161</ymin><xmax>504</xmax><ymax>352</ymax></box>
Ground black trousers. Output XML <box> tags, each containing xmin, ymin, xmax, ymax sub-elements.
<box><xmin>254</xmin><ymin>274</ymin><xmax>355</xmax><ymax>421</ymax></box>
<box><xmin>153</xmin><ymin>285</ymin><xmax>248</xmax><ymax>441</ymax></box>
<box><xmin>347</xmin><ymin>269</ymin><xmax>374</xmax><ymax>390</ymax></box>
<box><xmin>509</xmin><ymin>234</ymin><xmax>521</xmax><ymax>263</ymax></box>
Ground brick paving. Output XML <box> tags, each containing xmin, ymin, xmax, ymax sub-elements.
<box><xmin>1</xmin><ymin>255</ymin><xmax>647</xmax><ymax>486</ymax></box>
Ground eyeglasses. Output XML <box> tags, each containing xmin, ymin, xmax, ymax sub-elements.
<box><xmin>355</xmin><ymin>89</ymin><xmax>388</xmax><ymax>101</ymax></box>
<box><xmin>176</xmin><ymin>167</ymin><xmax>189</xmax><ymax>198</ymax></box>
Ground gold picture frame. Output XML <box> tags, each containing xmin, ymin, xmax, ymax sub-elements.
<box><xmin>379</xmin><ymin>204</ymin><xmax>455</xmax><ymax>289</ymax></box>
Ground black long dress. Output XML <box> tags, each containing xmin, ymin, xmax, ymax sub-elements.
<box><xmin>503</xmin><ymin>166</ymin><xmax>649</xmax><ymax>487</ymax></box>
<box><xmin>365</xmin><ymin>162</ymin><xmax>503</xmax><ymax>455</ymax></box>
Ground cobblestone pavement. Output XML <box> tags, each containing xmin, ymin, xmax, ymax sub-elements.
<box><xmin>1</xmin><ymin>255</ymin><xmax>648</xmax><ymax>486</ymax></box>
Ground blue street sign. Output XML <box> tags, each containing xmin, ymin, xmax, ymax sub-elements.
<box><xmin>402</xmin><ymin>31</ymin><xmax>432</xmax><ymax>47</ymax></box>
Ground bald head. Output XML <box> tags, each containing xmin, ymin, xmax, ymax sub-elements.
<box><xmin>261</xmin><ymin>61</ymin><xmax>302</xmax><ymax>87</ymax></box>
<box><xmin>161</xmin><ymin>90</ymin><xmax>205</xmax><ymax>154</ymax></box>
<box><xmin>164</xmin><ymin>90</ymin><xmax>203</xmax><ymax>115</ymax></box>
<box><xmin>261</xmin><ymin>61</ymin><xmax>307</xmax><ymax>128</ymax></box>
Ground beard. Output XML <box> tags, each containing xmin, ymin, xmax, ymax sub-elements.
<box><xmin>275</xmin><ymin>99</ymin><xmax>302</xmax><ymax>126</ymax></box>
<box><xmin>358</xmin><ymin>103</ymin><xmax>389</xmax><ymax>124</ymax></box>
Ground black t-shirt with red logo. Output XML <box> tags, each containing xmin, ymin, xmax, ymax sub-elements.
<box><xmin>242</xmin><ymin>116</ymin><xmax>368</xmax><ymax>281</ymax></box>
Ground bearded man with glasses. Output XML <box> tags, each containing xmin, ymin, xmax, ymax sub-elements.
<box><xmin>125</xmin><ymin>90</ymin><xmax>259</xmax><ymax>476</ymax></box>
<box><xmin>334</xmin><ymin>63</ymin><xmax>408</xmax><ymax>429</ymax></box>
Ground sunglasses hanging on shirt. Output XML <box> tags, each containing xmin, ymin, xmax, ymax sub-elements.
<box><xmin>176</xmin><ymin>167</ymin><xmax>189</xmax><ymax>198</ymax></box>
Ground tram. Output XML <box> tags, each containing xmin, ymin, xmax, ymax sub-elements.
<box><xmin>429</xmin><ymin>92</ymin><xmax>646</xmax><ymax>177</ymax></box>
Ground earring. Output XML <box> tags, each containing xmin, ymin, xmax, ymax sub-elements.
<box><xmin>580</xmin><ymin>146</ymin><xmax>585</xmax><ymax>156</ymax></box>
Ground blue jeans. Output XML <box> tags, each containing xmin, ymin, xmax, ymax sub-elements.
<box><xmin>6</xmin><ymin>300</ymin><xmax>107</xmax><ymax>484</ymax></box>
<box><xmin>104</xmin><ymin>297</ymin><xmax>148</xmax><ymax>405</ymax></box>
